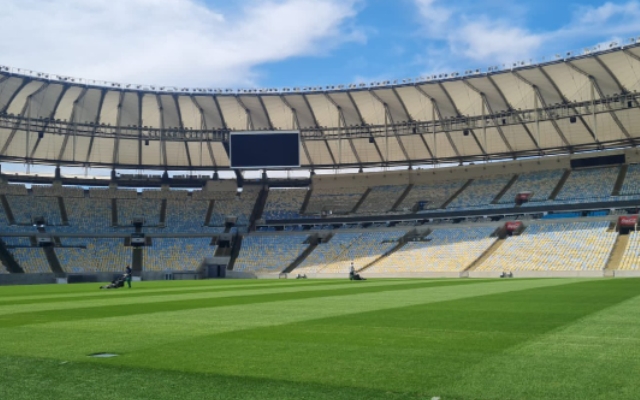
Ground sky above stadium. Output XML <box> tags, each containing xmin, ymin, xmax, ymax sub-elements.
<box><xmin>2</xmin><ymin>0</ymin><xmax>640</xmax><ymax>89</ymax></box>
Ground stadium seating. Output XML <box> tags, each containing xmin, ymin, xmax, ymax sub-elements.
<box><xmin>144</xmin><ymin>238</ymin><xmax>215</xmax><ymax>271</ymax></box>
<box><xmin>293</xmin><ymin>231</ymin><xmax>405</xmax><ymax>274</ymax></box>
<box><xmin>555</xmin><ymin>167</ymin><xmax>618</xmax><ymax>201</ymax></box>
<box><xmin>117</xmin><ymin>199</ymin><xmax>162</xmax><ymax>226</ymax></box>
<box><xmin>8</xmin><ymin>247</ymin><xmax>51</xmax><ymax>274</ymax></box>
<box><xmin>234</xmin><ymin>234</ymin><xmax>309</xmax><ymax>273</ymax></box>
<box><xmin>447</xmin><ymin>175</ymin><xmax>513</xmax><ymax>209</ymax></box>
<box><xmin>619</xmin><ymin>164</ymin><xmax>640</xmax><ymax>196</ymax></box>
<box><xmin>208</xmin><ymin>187</ymin><xmax>260</xmax><ymax>226</ymax></box>
<box><xmin>369</xmin><ymin>227</ymin><xmax>497</xmax><ymax>273</ymax></box>
<box><xmin>6</xmin><ymin>195</ymin><xmax>63</xmax><ymax>225</ymax></box>
<box><xmin>618</xmin><ymin>232</ymin><xmax>640</xmax><ymax>270</ymax></box>
<box><xmin>165</xmin><ymin>198</ymin><xmax>210</xmax><ymax>232</ymax></box>
<box><xmin>61</xmin><ymin>198</ymin><xmax>114</xmax><ymax>232</ymax></box>
<box><xmin>356</xmin><ymin>185</ymin><xmax>407</xmax><ymax>214</ymax></box>
<box><xmin>498</xmin><ymin>170</ymin><xmax>564</xmax><ymax>204</ymax></box>
<box><xmin>476</xmin><ymin>221</ymin><xmax>616</xmax><ymax>272</ymax></box>
<box><xmin>305</xmin><ymin>187</ymin><xmax>367</xmax><ymax>215</ymax></box>
<box><xmin>262</xmin><ymin>189</ymin><xmax>308</xmax><ymax>220</ymax></box>
<box><xmin>398</xmin><ymin>180</ymin><xmax>464</xmax><ymax>211</ymax></box>
<box><xmin>56</xmin><ymin>238</ymin><xmax>131</xmax><ymax>273</ymax></box>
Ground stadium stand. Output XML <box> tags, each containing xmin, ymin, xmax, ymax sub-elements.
<box><xmin>305</xmin><ymin>187</ymin><xmax>367</xmax><ymax>215</ymax></box>
<box><xmin>555</xmin><ymin>167</ymin><xmax>619</xmax><ymax>201</ymax></box>
<box><xmin>117</xmin><ymin>199</ymin><xmax>162</xmax><ymax>226</ymax></box>
<box><xmin>5</xmin><ymin>195</ymin><xmax>63</xmax><ymax>225</ymax></box>
<box><xmin>294</xmin><ymin>232</ymin><xmax>362</xmax><ymax>274</ymax></box>
<box><xmin>368</xmin><ymin>227</ymin><xmax>497</xmax><ymax>273</ymax></box>
<box><xmin>398</xmin><ymin>180</ymin><xmax>464</xmax><ymax>211</ymax></box>
<box><xmin>356</xmin><ymin>185</ymin><xmax>407</xmax><ymax>214</ymax></box>
<box><xmin>8</xmin><ymin>247</ymin><xmax>51</xmax><ymax>274</ymax></box>
<box><xmin>55</xmin><ymin>238</ymin><xmax>131</xmax><ymax>273</ymax></box>
<box><xmin>165</xmin><ymin>198</ymin><xmax>210</xmax><ymax>232</ymax></box>
<box><xmin>619</xmin><ymin>164</ymin><xmax>640</xmax><ymax>196</ymax></box>
<box><xmin>619</xmin><ymin>232</ymin><xmax>640</xmax><ymax>270</ymax></box>
<box><xmin>144</xmin><ymin>238</ymin><xmax>215</xmax><ymax>271</ymax></box>
<box><xmin>476</xmin><ymin>221</ymin><xmax>616</xmax><ymax>272</ymax></box>
<box><xmin>262</xmin><ymin>188</ymin><xmax>308</xmax><ymax>220</ymax></box>
<box><xmin>234</xmin><ymin>234</ymin><xmax>309</xmax><ymax>273</ymax></box>
<box><xmin>447</xmin><ymin>176</ymin><xmax>513</xmax><ymax>209</ymax></box>
<box><xmin>59</xmin><ymin>198</ymin><xmax>114</xmax><ymax>232</ymax></box>
<box><xmin>208</xmin><ymin>187</ymin><xmax>260</xmax><ymax>226</ymax></box>
<box><xmin>498</xmin><ymin>170</ymin><xmax>564</xmax><ymax>204</ymax></box>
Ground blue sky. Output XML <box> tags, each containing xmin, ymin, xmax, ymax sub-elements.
<box><xmin>2</xmin><ymin>0</ymin><xmax>640</xmax><ymax>89</ymax></box>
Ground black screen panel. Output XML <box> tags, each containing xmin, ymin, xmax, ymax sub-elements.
<box><xmin>230</xmin><ymin>131</ymin><xmax>300</xmax><ymax>169</ymax></box>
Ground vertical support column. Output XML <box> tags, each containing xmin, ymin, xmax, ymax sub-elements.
<box><xmin>432</xmin><ymin>100</ymin><xmax>437</xmax><ymax>165</ymax></box>
<box><xmin>482</xmin><ymin>99</ymin><xmax>487</xmax><ymax>159</ymax></box>
<box><xmin>132</xmin><ymin>247</ymin><xmax>143</xmax><ymax>275</ymax></box>
<box><xmin>534</xmin><ymin>92</ymin><xmax>540</xmax><ymax>149</ymax></box>
<box><xmin>591</xmin><ymin>79</ymin><xmax>597</xmax><ymax>142</ymax></box>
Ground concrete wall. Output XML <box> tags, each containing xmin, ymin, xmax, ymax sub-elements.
<box><xmin>0</xmin><ymin>273</ymin><xmax>56</xmax><ymax>285</ymax></box>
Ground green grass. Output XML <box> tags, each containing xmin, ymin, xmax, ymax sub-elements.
<box><xmin>1</xmin><ymin>278</ymin><xmax>640</xmax><ymax>399</ymax></box>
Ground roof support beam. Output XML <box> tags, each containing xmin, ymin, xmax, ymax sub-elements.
<box><xmin>257</xmin><ymin>96</ymin><xmax>274</xmax><ymax>130</ymax></box>
<box><xmin>191</xmin><ymin>96</ymin><xmax>220</xmax><ymax>167</ymax></box>
<box><xmin>414</xmin><ymin>85</ymin><xmax>461</xmax><ymax>161</ymax></box>
<box><xmin>369</xmin><ymin>90</ymin><xmax>410</xmax><ymax>163</ymax></box>
<box><xmin>137</xmin><ymin>92</ymin><xmax>143</xmax><ymax>167</ymax></box>
<box><xmin>210</xmin><ymin>95</ymin><xmax>229</xmax><ymax>131</ymax></box>
<box><xmin>567</xmin><ymin>61</ymin><xmax>632</xmax><ymax>141</ymax></box>
<box><xmin>538</xmin><ymin>66</ymin><xmax>598</xmax><ymax>143</ymax></box>
<box><xmin>593</xmin><ymin>55</ymin><xmax>628</xmax><ymax>93</ymax></box>
<box><xmin>463</xmin><ymin>80</ymin><xmax>514</xmax><ymax>154</ymax></box>
<box><xmin>303</xmin><ymin>94</ymin><xmax>337</xmax><ymax>165</ymax></box>
<box><xmin>80</xmin><ymin>88</ymin><xmax>101</xmax><ymax>165</ymax></box>
<box><xmin>512</xmin><ymin>71</ymin><xmax>572</xmax><ymax>148</ymax></box>
<box><xmin>390</xmin><ymin>88</ymin><xmax>434</xmax><ymax>159</ymax></box>
<box><xmin>0</xmin><ymin>78</ymin><xmax>32</xmax><ymax>114</ymax></box>
<box><xmin>344</xmin><ymin>91</ymin><xmax>384</xmax><ymax>165</ymax></box>
<box><xmin>486</xmin><ymin>75</ymin><xmax>542</xmax><ymax>153</ymax></box>
<box><xmin>280</xmin><ymin>95</ymin><xmax>313</xmax><ymax>167</ymax></box>
<box><xmin>1</xmin><ymin>82</ymin><xmax>48</xmax><ymax>156</ymax></box>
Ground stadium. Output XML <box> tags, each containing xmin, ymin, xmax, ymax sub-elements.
<box><xmin>3</xmin><ymin>29</ymin><xmax>640</xmax><ymax>399</ymax></box>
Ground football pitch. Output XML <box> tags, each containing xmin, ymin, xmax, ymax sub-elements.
<box><xmin>1</xmin><ymin>278</ymin><xmax>640</xmax><ymax>400</ymax></box>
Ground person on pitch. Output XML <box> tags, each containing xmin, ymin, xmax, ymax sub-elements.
<box><xmin>125</xmin><ymin>265</ymin><xmax>132</xmax><ymax>288</ymax></box>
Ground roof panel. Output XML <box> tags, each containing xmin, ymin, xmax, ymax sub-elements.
<box><xmin>589</xmin><ymin>112</ymin><xmax>627</xmax><ymax>142</ymax></box>
<box><xmin>177</xmin><ymin>96</ymin><xmax>201</xmax><ymax>130</ymax></box>
<box><xmin>326</xmin><ymin>138</ymin><xmax>356</xmax><ymax>165</ymax></box>
<box><xmin>501</xmin><ymin>124</ymin><xmax>536</xmax><ymax>152</ymax></box>
<box><xmin>159</xmin><ymin>95</ymin><xmax>181</xmax><ymax>129</ymax></box>
<box><xmin>0</xmin><ymin>77</ymin><xmax>25</xmax><ymax>112</ymax></box>
<box><xmin>74</xmin><ymin>89</ymin><xmax>103</xmax><ymax>124</ymax></box>
<box><xmin>395</xmin><ymin>86</ymin><xmax>433</xmax><ymax>122</ymax></box>
<box><xmin>186</xmin><ymin>141</ymin><xmax>214</xmax><ymax>167</ymax></box>
<box><xmin>87</xmin><ymin>136</ymin><xmax>115</xmax><ymax>165</ymax></box>
<box><xmin>211</xmin><ymin>142</ymin><xmax>229</xmax><ymax>167</ymax></box>
<box><xmin>305</xmin><ymin>93</ymin><xmax>340</xmax><ymax>128</ymax></box>
<box><xmin>376</xmin><ymin>135</ymin><xmax>406</xmax><ymax>162</ymax></box>
<box><xmin>140</xmin><ymin>139</ymin><xmax>162</xmax><ymax>166</ymax></box>
<box><xmin>554</xmin><ymin>118</ymin><xmax>594</xmax><ymax>146</ymax></box>
<box><xmin>119</xmin><ymin>92</ymin><xmax>139</xmax><ymax>127</ymax></box>
<box><xmin>350</xmin><ymin>90</ymin><xmax>385</xmax><ymax>125</ymax></box>
<box><xmin>615</xmin><ymin>108</ymin><xmax>640</xmax><ymax>141</ymax></box>
<box><xmin>99</xmin><ymin>90</ymin><xmax>121</xmax><ymax>126</ymax></box>
<box><xmin>238</xmin><ymin>95</ymin><xmax>270</xmax><ymax>129</ymax></box>
<box><xmin>59</xmin><ymin>135</ymin><xmax>91</xmax><ymax>163</ymax></box>
<box><xmin>478</xmin><ymin>128</ymin><xmax>508</xmax><ymax>155</ymax></box>
<box><xmin>429</xmin><ymin>133</ymin><xmax>457</xmax><ymax>159</ymax></box>
<box><xmin>53</xmin><ymin>86</ymin><xmax>83</xmax><ymax>121</ymax></box>
<box><xmin>597</xmin><ymin>51</ymin><xmax>640</xmax><ymax>92</ymax></box>
<box><xmin>541</xmin><ymin>63</ymin><xmax>591</xmax><ymax>103</ymax></box>
<box><xmin>398</xmin><ymin>134</ymin><xmax>430</xmax><ymax>161</ymax></box>
<box><xmin>352</xmin><ymin>137</ymin><xmax>382</xmax><ymax>164</ymax></box>
<box><xmin>4</xmin><ymin>130</ymin><xmax>32</xmax><ymax>158</ymax></box>
<box><xmin>370</xmin><ymin>89</ymin><xmax>410</xmax><ymax>122</ymax></box>
<box><xmin>141</xmin><ymin>94</ymin><xmax>161</xmax><ymax>129</ymax></box>
<box><xmin>449</xmin><ymin>129</ymin><xmax>483</xmax><ymax>157</ymax></box>
<box><xmin>30</xmin><ymin>83</ymin><xmax>64</xmax><ymax>118</ymax></box>
<box><xmin>491</xmin><ymin>72</ymin><xmax>535</xmax><ymax>110</ymax></box>
<box><xmin>6</xmin><ymin>80</ymin><xmax>44</xmax><ymax>115</ymax></box>
<box><xmin>524</xmin><ymin>121</ymin><xmax>564</xmax><ymax>150</ymax></box>
<box><xmin>516</xmin><ymin>68</ymin><xmax>563</xmax><ymax>105</ymax></box>
<box><xmin>300</xmin><ymin>143</ymin><xmax>311</xmax><ymax>167</ymax></box>
<box><xmin>31</xmin><ymin>133</ymin><xmax>66</xmax><ymax>161</ymax></box>
<box><xmin>440</xmin><ymin>80</ymin><xmax>482</xmax><ymax>116</ymax></box>
<box><xmin>281</xmin><ymin>94</ymin><xmax>316</xmax><ymax>129</ymax></box>
<box><xmin>569</xmin><ymin>58</ymin><xmax>619</xmax><ymax>96</ymax></box>
<box><xmin>165</xmin><ymin>141</ymin><xmax>189</xmax><ymax>167</ymax></box>
<box><xmin>216</xmin><ymin>96</ymin><xmax>248</xmax><ymax>130</ymax></box>
<box><xmin>416</xmin><ymin>84</ymin><xmax>457</xmax><ymax>117</ymax></box>
<box><xmin>193</xmin><ymin>96</ymin><xmax>224</xmax><ymax>129</ymax></box>
<box><xmin>326</xmin><ymin>92</ymin><xmax>362</xmax><ymax>126</ymax></box>
<box><xmin>118</xmin><ymin>138</ymin><xmax>139</xmax><ymax>165</ymax></box>
<box><xmin>464</xmin><ymin>77</ymin><xmax>509</xmax><ymax>113</ymax></box>
<box><xmin>305</xmin><ymin>140</ymin><xmax>334</xmax><ymax>165</ymax></box>
<box><xmin>261</xmin><ymin>95</ymin><xmax>294</xmax><ymax>130</ymax></box>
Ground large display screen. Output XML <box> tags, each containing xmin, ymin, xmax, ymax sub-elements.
<box><xmin>230</xmin><ymin>131</ymin><xmax>300</xmax><ymax>169</ymax></box>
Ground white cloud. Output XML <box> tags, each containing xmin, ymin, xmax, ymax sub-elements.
<box><xmin>413</xmin><ymin>0</ymin><xmax>640</xmax><ymax>74</ymax></box>
<box><xmin>0</xmin><ymin>0</ymin><xmax>362</xmax><ymax>87</ymax></box>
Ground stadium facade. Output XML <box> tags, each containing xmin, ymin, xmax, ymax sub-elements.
<box><xmin>2</xmin><ymin>44</ymin><xmax>640</xmax><ymax>284</ymax></box>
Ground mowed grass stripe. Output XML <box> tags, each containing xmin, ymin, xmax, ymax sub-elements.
<box><xmin>0</xmin><ymin>278</ymin><xmax>578</xmax><ymax>362</ymax></box>
<box><xmin>0</xmin><ymin>280</ymin><xmax>470</xmax><ymax>317</ymax></box>
<box><xmin>0</xmin><ymin>278</ymin><xmax>365</xmax><ymax>304</ymax></box>
<box><xmin>119</xmin><ymin>279</ymin><xmax>640</xmax><ymax>400</ymax></box>
<box><xmin>0</xmin><ymin>279</ymin><xmax>479</xmax><ymax>327</ymax></box>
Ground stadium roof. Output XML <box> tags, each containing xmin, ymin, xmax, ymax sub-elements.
<box><xmin>2</xmin><ymin>44</ymin><xmax>640</xmax><ymax>170</ymax></box>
